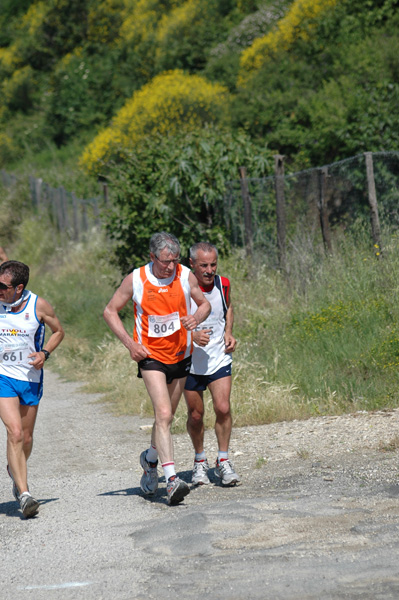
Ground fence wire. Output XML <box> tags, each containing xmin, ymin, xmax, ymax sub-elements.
<box><xmin>1</xmin><ymin>169</ymin><xmax>102</xmax><ymax>242</ymax></box>
<box><xmin>2</xmin><ymin>151</ymin><xmax>399</xmax><ymax>255</ymax></box>
<box><xmin>224</xmin><ymin>151</ymin><xmax>399</xmax><ymax>262</ymax></box>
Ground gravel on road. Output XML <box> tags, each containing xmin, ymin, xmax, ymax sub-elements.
<box><xmin>1</xmin><ymin>371</ymin><xmax>399</xmax><ymax>599</ymax></box>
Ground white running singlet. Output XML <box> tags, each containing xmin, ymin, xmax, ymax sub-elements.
<box><xmin>0</xmin><ymin>292</ymin><xmax>45</xmax><ymax>383</ymax></box>
<box><xmin>190</xmin><ymin>276</ymin><xmax>232</xmax><ymax>376</ymax></box>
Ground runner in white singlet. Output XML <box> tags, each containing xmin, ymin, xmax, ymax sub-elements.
<box><xmin>0</xmin><ymin>260</ymin><xmax>64</xmax><ymax>518</ymax></box>
<box><xmin>184</xmin><ymin>242</ymin><xmax>241</xmax><ymax>487</ymax></box>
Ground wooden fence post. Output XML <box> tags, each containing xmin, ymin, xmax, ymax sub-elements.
<box><xmin>56</xmin><ymin>188</ymin><xmax>64</xmax><ymax>232</ymax></box>
<box><xmin>60</xmin><ymin>187</ymin><xmax>69</xmax><ymax>232</ymax></box>
<box><xmin>318</xmin><ymin>167</ymin><xmax>332</xmax><ymax>253</ymax></box>
<box><xmin>34</xmin><ymin>177</ymin><xmax>43</xmax><ymax>209</ymax></box>
<box><xmin>82</xmin><ymin>201</ymin><xmax>88</xmax><ymax>233</ymax></box>
<box><xmin>71</xmin><ymin>192</ymin><xmax>79</xmax><ymax>241</ymax></box>
<box><xmin>98</xmin><ymin>175</ymin><xmax>109</xmax><ymax>205</ymax></box>
<box><xmin>92</xmin><ymin>200</ymin><xmax>101</xmax><ymax>226</ymax></box>
<box><xmin>274</xmin><ymin>154</ymin><xmax>286</xmax><ymax>270</ymax></box>
<box><xmin>238</xmin><ymin>166</ymin><xmax>253</xmax><ymax>258</ymax></box>
<box><xmin>364</xmin><ymin>152</ymin><xmax>382</xmax><ymax>255</ymax></box>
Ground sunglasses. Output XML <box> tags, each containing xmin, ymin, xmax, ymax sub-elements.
<box><xmin>0</xmin><ymin>282</ymin><xmax>15</xmax><ymax>290</ymax></box>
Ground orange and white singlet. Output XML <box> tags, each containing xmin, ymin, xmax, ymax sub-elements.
<box><xmin>132</xmin><ymin>263</ymin><xmax>193</xmax><ymax>364</ymax></box>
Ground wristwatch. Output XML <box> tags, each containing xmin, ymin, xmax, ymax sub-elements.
<box><xmin>42</xmin><ymin>349</ymin><xmax>50</xmax><ymax>361</ymax></box>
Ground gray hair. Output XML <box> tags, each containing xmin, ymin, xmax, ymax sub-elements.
<box><xmin>150</xmin><ymin>232</ymin><xmax>180</xmax><ymax>257</ymax></box>
<box><xmin>189</xmin><ymin>242</ymin><xmax>218</xmax><ymax>262</ymax></box>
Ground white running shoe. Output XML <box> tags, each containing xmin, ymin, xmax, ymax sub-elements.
<box><xmin>140</xmin><ymin>450</ymin><xmax>159</xmax><ymax>495</ymax></box>
<box><xmin>192</xmin><ymin>459</ymin><xmax>210</xmax><ymax>486</ymax></box>
<box><xmin>166</xmin><ymin>477</ymin><xmax>190</xmax><ymax>506</ymax></box>
<box><xmin>19</xmin><ymin>492</ymin><xmax>39</xmax><ymax>518</ymax></box>
<box><xmin>215</xmin><ymin>458</ymin><xmax>241</xmax><ymax>487</ymax></box>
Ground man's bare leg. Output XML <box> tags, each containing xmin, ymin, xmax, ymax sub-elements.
<box><xmin>208</xmin><ymin>376</ymin><xmax>240</xmax><ymax>486</ymax></box>
<box><xmin>141</xmin><ymin>370</ymin><xmax>174</xmax><ymax>464</ymax></box>
<box><xmin>208</xmin><ymin>376</ymin><xmax>233</xmax><ymax>453</ymax></box>
<box><xmin>20</xmin><ymin>404</ymin><xmax>39</xmax><ymax>462</ymax></box>
<box><xmin>184</xmin><ymin>389</ymin><xmax>205</xmax><ymax>454</ymax></box>
<box><xmin>0</xmin><ymin>396</ymin><xmax>29</xmax><ymax>494</ymax></box>
<box><xmin>141</xmin><ymin>371</ymin><xmax>190</xmax><ymax>504</ymax></box>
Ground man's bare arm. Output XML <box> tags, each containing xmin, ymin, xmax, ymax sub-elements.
<box><xmin>181</xmin><ymin>271</ymin><xmax>211</xmax><ymax>331</ymax></box>
<box><xmin>28</xmin><ymin>297</ymin><xmax>65</xmax><ymax>369</ymax></box>
<box><xmin>103</xmin><ymin>274</ymin><xmax>150</xmax><ymax>362</ymax></box>
<box><xmin>224</xmin><ymin>283</ymin><xmax>236</xmax><ymax>353</ymax></box>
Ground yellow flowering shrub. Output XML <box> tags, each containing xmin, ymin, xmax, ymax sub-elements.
<box><xmin>80</xmin><ymin>69</ymin><xmax>229</xmax><ymax>173</ymax></box>
<box><xmin>116</xmin><ymin>0</ymin><xmax>184</xmax><ymax>81</ymax></box>
<box><xmin>238</xmin><ymin>0</ymin><xmax>339</xmax><ymax>85</ymax></box>
<box><xmin>119</xmin><ymin>0</ymin><xmax>183</xmax><ymax>45</ymax></box>
<box><xmin>18</xmin><ymin>1</ymin><xmax>47</xmax><ymax>37</ymax></box>
<box><xmin>156</xmin><ymin>0</ymin><xmax>199</xmax><ymax>51</ymax></box>
<box><xmin>0</xmin><ymin>45</ymin><xmax>20</xmax><ymax>76</ymax></box>
<box><xmin>2</xmin><ymin>66</ymin><xmax>35</xmax><ymax>110</ymax></box>
<box><xmin>0</xmin><ymin>2</ymin><xmax>48</xmax><ymax>74</ymax></box>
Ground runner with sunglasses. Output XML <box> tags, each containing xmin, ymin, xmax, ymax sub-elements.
<box><xmin>0</xmin><ymin>261</ymin><xmax>64</xmax><ymax>518</ymax></box>
<box><xmin>103</xmin><ymin>232</ymin><xmax>210</xmax><ymax>505</ymax></box>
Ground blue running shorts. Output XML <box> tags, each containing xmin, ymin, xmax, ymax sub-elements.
<box><xmin>185</xmin><ymin>363</ymin><xmax>232</xmax><ymax>392</ymax></box>
<box><xmin>0</xmin><ymin>374</ymin><xmax>43</xmax><ymax>406</ymax></box>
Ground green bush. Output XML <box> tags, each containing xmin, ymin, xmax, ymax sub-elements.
<box><xmin>46</xmin><ymin>50</ymin><xmax>121</xmax><ymax>145</ymax></box>
<box><xmin>232</xmin><ymin>4</ymin><xmax>399</xmax><ymax>166</ymax></box>
<box><xmin>103</xmin><ymin>125</ymin><xmax>273</xmax><ymax>273</ymax></box>
<box><xmin>154</xmin><ymin>0</ymin><xmax>230</xmax><ymax>72</ymax></box>
<box><xmin>30</xmin><ymin>0</ymin><xmax>89</xmax><ymax>69</ymax></box>
<box><xmin>0</xmin><ymin>110</ymin><xmax>54</xmax><ymax>166</ymax></box>
<box><xmin>2</xmin><ymin>65</ymin><xmax>36</xmax><ymax>112</ymax></box>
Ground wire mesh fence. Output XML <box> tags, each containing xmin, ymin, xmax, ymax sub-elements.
<box><xmin>224</xmin><ymin>151</ymin><xmax>399</xmax><ymax>267</ymax></box>
<box><xmin>2</xmin><ymin>151</ymin><xmax>399</xmax><ymax>260</ymax></box>
<box><xmin>1</xmin><ymin>169</ymin><xmax>103</xmax><ymax>242</ymax></box>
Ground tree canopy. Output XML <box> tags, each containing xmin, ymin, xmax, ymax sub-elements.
<box><xmin>1</xmin><ymin>0</ymin><xmax>399</xmax><ymax>268</ymax></box>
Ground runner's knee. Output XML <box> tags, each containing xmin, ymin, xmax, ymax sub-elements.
<box><xmin>155</xmin><ymin>406</ymin><xmax>173</xmax><ymax>427</ymax></box>
<box><xmin>214</xmin><ymin>400</ymin><xmax>231</xmax><ymax>420</ymax></box>
<box><xmin>7</xmin><ymin>424</ymin><xmax>24</xmax><ymax>445</ymax></box>
<box><xmin>188</xmin><ymin>406</ymin><xmax>204</xmax><ymax>427</ymax></box>
<box><xmin>23</xmin><ymin>430</ymin><xmax>33</xmax><ymax>448</ymax></box>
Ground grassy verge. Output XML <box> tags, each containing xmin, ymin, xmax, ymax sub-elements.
<box><xmin>227</xmin><ymin>225</ymin><xmax>399</xmax><ymax>425</ymax></box>
<box><xmin>5</xmin><ymin>196</ymin><xmax>399</xmax><ymax>432</ymax></box>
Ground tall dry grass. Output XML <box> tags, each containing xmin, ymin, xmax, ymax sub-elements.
<box><xmin>6</xmin><ymin>197</ymin><xmax>399</xmax><ymax>429</ymax></box>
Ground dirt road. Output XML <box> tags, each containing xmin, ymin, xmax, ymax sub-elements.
<box><xmin>1</xmin><ymin>371</ymin><xmax>399</xmax><ymax>599</ymax></box>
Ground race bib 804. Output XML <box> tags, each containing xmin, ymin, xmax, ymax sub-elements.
<box><xmin>148</xmin><ymin>312</ymin><xmax>181</xmax><ymax>338</ymax></box>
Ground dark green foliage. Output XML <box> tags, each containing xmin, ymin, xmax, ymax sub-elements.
<box><xmin>2</xmin><ymin>0</ymin><xmax>399</xmax><ymax>173</ymax></box>
<box><xmin>32</xmin><ymin>0</ymin><xmax>89</xmax><ymax>70</ymax></box>
<box><xmin>232</xmin><ymin>2</ymin><xmax>399</xmax><ymax>168</ymax></box>
<box><xmin>46</xmin><ymin>51</ymin><xmax>123</xmax><ymax>145</ymax></box>
<box><xmin>103</xmin><ymin>126</ymin><xmax>273</xmax><ymax>273</ymax></box>
<box><xmin>0</xmin><ymin>0</ymin><xmax>34</xmax><ymax>45</ymax></box>
<box><xmin>154</xmin><ymin>1</ymin><xmax>232</xmax><ymax>73</ymax></box>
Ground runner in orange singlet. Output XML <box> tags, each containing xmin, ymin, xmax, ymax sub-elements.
<box><xmin>103</xmin><ymin>233</ymin><xmax>210</xmax><ymax>505</ymax></box>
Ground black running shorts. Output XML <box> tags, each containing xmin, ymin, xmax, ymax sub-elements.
<box><xmin>138</xmin><ymin>355</ymin><xmax>192</xmax><ymax>384</ymax></box>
